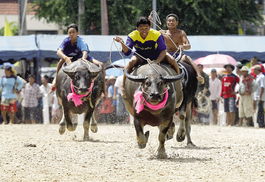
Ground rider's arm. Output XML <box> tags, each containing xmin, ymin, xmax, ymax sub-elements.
<box><xmin>81</xmin><ymin>50</ymin><xmax>88</xmax><ymax>60</ymax></box>
<box><xmin>155</xmin><ymin>35</ymin><xmax>167</xmax><ymax>63</ymax></box>
<box><xmin>181</xmin><ymin>30</ymin><xmax>191</xmax><ymax>50</ymax></box>
<box><xmin>57</xmin><ymin>49</ymin><xmax>71</xmax><ymax>64</ymax></box>
<box><xmin>114</xmin><ymin>36</ymin><xmax>133</xmax><ymax>55</ymax></box>
<box><xmin>155</xmin><ymin>50</ymin><xmax>166</xmax><ymax>64</ymax></box>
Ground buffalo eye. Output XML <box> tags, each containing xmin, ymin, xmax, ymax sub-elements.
<box><xmin>157</xmin><ymin>81</ymin><xmax>163</xmax><ymax>87</ymax></box>
<box><xmin>145</xmin><ymin>81</ymin><xmax>151</xmax><ymax>87</ymax></box>
<box><xmin>75</xmin><ymin>74</ymin><xmax>80</xmax><ymax>80</ymax></box>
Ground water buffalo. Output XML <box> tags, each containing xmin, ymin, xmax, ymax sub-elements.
<box><xmin>56</xmin><ymin>59</ymin><xmax>104</xmax><ymax>140</ymax></box>
<box><xmin>167</xmin><ymin>61</ymin><xmax>198</xmax><ymax>147</ymax></box>
<box><xmin>123</xmin><ymin>63</ymin><xmax>184</xmax><ymax>158</ymax></box>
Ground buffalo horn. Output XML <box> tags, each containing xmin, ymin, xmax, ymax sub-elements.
<box><xmin>125</xmin><ymin>70</ymin><xmax>147</xmax><ymax>82</ymax></box>
<box><xmin>161</xmin><ymin>70</ymin><xmax>184</xmax><ymax>82</ymax></box>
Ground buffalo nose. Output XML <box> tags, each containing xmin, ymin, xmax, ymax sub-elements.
<box><xmin>79</xmin><ymin>87</ymin><xmax>88</xmax><ymax>92</ymax></box>
<box><xmin>150</xmin><ymin>92</ymin><xmax>161</xmax><ymax>100</ymax></box>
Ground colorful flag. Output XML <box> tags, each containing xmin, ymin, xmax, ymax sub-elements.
<box><xmin>4</xmin><ymin>18</ymin><xmax>13</xmax><ymax>36</ymax></box>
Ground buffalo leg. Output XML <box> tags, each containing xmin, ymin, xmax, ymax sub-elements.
<box><xmin>166</xmin><ymin>117</ymin><xmax>175</xmax><ymax>140</ymax></box>
<box><xmin>134</xmin><ymin>118</ymin><xmax>149</xmax><ymax>149</ymax></box>
<box><xmin>83</xmin><ymin>112</ymin><xmax>92</xmax><ymax>141</ymax></box>
<box><xmin>62</xmin><ymin>103</ymin><xmax>76</xmax><ymax>132</ymax></box>
<box><xmin>157</xmin><ymin>121</ymin><xmax>171</xmax><ymax>159</ymax></box>
<box><xmin>185</xmin><ymin>103</ymin><xmax>195</xmax><ymax>147</ymax></box>
<box><xmin>177</xmin><ymin>108</ymin><xmax>186</xmax><ymax>142</ymax></box>
<box><xmin>90</xmin><ymin>111</ymin><xmax>98</xmax><ymax>133</ymax></box>
<box><xmin>58</xmin><ymin>107</ymin><xmax>66</xmax><ymax>135</ymax></box>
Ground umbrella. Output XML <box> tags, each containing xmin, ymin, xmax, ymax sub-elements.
<box><xmin>106</xmin><ymin>67</ymin><xmax>124</xmax><ymax>77</ymax></box>
<box><xmin>194</xmin><ymin>54</ymin><xmax>237</xmax><ymax>68</ymax></box>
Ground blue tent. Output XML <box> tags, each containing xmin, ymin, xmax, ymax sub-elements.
<box><xmin>1</xmin><ymin>35</ymin><xmax>265</xmax><ymax>64</ymax></box>
<box><xmin>0</xmin><ymin>35</ymin><xmax>39</xmax><ymax>61</ymax></box>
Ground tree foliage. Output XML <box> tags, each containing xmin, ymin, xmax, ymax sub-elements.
<box><xmin>32</xmin><ymin>0</ymin><xmax>263</xmax><ymax>35</ymax></box>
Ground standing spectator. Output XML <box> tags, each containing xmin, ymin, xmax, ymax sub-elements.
<box><xmin>209</xmin><ymin>69</ymin><xmax>222</xmax><ymax>125</ymax></box>
<box><xmin>40</xmin><ymin>75</ymin><xmax>53</xmax><ymax>123</ymax></box>
<box><xmin>21</xmin><ymin>75</ymin><xmax>42</xmax><ymax>124</ymax></box>
<box><xmin>236</xmin><ymin>63</ymin><xmax>243</xmax><ymax>77</ymax></box>
<box><xmin>221</xmin><ymin>64</ymin><xmax>239</xmax><ymax>126</ymax></box>
<box><xmin>252</xmin><ymin>65</ymin><xmax>265</xmax><ymax>128</ymax></box>
<box><xmin>250</xmin><ymin>57</ymin><xmax>265</xmax><ymax>78</ymax></box>
<box><xmin>51</xmin><ymin>93</ymin><xmax>62</xmax><ymax>124</ymax></box>
<box><xmin>238</xmin><ymin>66</ymin><xmax>255</xmax><ymax>126</ymax></box>
<box><xmin>196</xmin><ymin>64</ymin><xmax>209</xmax><ymax>95</ymax></box>
<box><xmin>196</xmin><ymin>64</ymin><xmax>210</xmax><ymax>124</ymax></box>
<box><xmin>114</xmin><ymin>75</ymin><xmax>128</xmax><ymax>124</ymax></box>
<box><xmin>0</xmin><ymin>63</ymin><xmax>24</xmax><ymax>124</ymax></box>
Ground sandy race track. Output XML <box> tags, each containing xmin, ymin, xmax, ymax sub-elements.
<box><xmin>0</xmin><ymin>124</ymin><xmax>265</xmax><ymax>182</ymax></box>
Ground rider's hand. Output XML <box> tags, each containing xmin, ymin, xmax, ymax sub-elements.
<box><xmin>64</xmin><ymin>56</ymin><xmax>72</xmax><ymax>65</ymax></box>
<box><xmin>113</xmin><ymin>37</ymin><xmax>124</xmax><ymax>44</ymax></box>
<box><xmin>148</xmin><ymin>15</ymin><xmax>153</xmax><ymax>21</ymax></box>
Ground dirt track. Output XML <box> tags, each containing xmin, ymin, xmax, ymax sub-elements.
<box><xmin>0</xmin><ymin>124</ymin><xmax>265</xmax><ymax>182</ymax></box>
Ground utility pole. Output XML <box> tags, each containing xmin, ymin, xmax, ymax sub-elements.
<box><xmin>18</xmin><ymin>0</ymin><xmax>27</xmax><ymax>35</ymax></box>
<box><xmin>100</xmin><ymin>0</ymin><xmax>109</xmax><ymax>35</ymax></box>
<box><xmin>78</xmin><ymin>0</ymin><xmax>85</xmax><ymax>35</ymax></box>
<box><xmin>152</xmin><ymin>0</ymin><xmax>157</xmax><ymax>29</ymax></box>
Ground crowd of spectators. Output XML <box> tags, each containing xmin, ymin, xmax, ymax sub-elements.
<box><xmin>196</xmin><ymin>57</ymin><xmax>265</xmax><ymax>128</ymax></box>
<box><xmin>0</xmin><ymin>62</ymin><xmax>61</xmax><ymax>124</ymax></box>
<box><xmin>1</xmin><ymin>56</ymin><xmax>265</xmax><ymax>128</ymax></box>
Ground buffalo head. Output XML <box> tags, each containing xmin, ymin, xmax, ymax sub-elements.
<box><xmin>63</xmin><ymin>60</ymin><xmax>102</xmax><ymax>94</ymax></box>
<box><xmin>125</xmin><ymin>69</ymin><xmax>184</xmax><ymax>105</ymax></box>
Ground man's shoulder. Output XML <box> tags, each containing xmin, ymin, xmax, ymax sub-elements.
<box><xmin>62</xmin><ymin>37</ymin><xmax>70</xmax><ymax>43</ymax></box>
<box><xmin>128</xmin><ymin>30</ymin><xmax>138</xmax><ymax>40</ymax></box>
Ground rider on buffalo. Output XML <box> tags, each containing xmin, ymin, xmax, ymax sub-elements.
<box><xmin>114</xmin><ymin>17</ymin><xmax>179</xmax><ymax>74</ymax></box>
<box><xmin>51</xmin><ymin>23</ymin><xmax>102</xmax><ymax>90</ymax></box>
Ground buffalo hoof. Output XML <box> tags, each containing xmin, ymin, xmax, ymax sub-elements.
<box><xmin>137</xmin><ymin>131</ymin><xmax>150</xmax><ymax>149</ymax></box>
<box><xmin>90</xmin><ymin>124</ymin><xmax>98</xmax><ymax>133</ymax></box>
<box><xmin>59</xmin><ymin>125</ymin><xmax>66</xmax><ymax>135</ymax></box>
<box><xmin>145</xmin><ymin>131</ymin><xmax>150</xmax><ymax>141</ymax></box>
<box><xmin>166</xmin><ymin>134</ymin><xmax>173</xmax><ymax>140</ymax></box>
<box><xmin>67</xmin><ymin>123</ymin><xmax>77</xmax><ymax>132</ymax></box>
<box><xmin>83</xmin><ymin>135</ymin><xmax>89</xmax><ymax>141</ymax></box>
<box><xmin>157</xmin><ymin>149</ymin><xmax>167</xmax><ymax>159</ymax></box>
<box><xmin>186</xmin><ymin>142</ymin><xmax>196</xmax><ymax>148</ymax></box>
<box><xmin>138</xmin><ymin>143</ymin><xmax>146</xmax><ymax>149</ymax></box>
<box><xmin>176</xmin><ymin>129</ymin><xmax>186</xmax><ymax>142</ymax></box>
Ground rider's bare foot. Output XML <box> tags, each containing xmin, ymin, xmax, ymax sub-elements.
<box><xmin>49</xmin><ymin>84</ymin><xmax>56</xmax><ymax>94</ymax></box>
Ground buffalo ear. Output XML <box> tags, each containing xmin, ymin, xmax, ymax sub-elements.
<box><xmin>62</xmin><ymin>63</ymin><xmax>76</xmax><ymax>78</ymax></box>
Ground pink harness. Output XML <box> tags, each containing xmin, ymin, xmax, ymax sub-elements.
<box><xmin>67</xmin><ymin>81</ymin><xmax>94</xmax><ymax>107</ymax></box>
<box><xmin>134</xmin><ymin>88</ymin><xmax>169</xmax><ymax>114</ymax></box>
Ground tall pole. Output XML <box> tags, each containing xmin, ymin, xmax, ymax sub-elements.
<box><xmin>19</xmin><ymin>0</ymin><xmax>27</xmax><ymax>35</ymax></box>
<box><xmin>152</xmin><ymin>0</ymin><xmax>157</xmax><ymax>29</ymax></box>
<box><xmin>100</xmin><ymin>0</ymin><xmax>109</xmax><ymax>35</ymax></box>
<box><xmin>78</xmin><ymin>0</ymin><xmax>85</xmax><ymax>35</ymax></box>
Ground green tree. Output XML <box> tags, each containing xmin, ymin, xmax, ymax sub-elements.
<box><xmin>32</xmin><ymin>0</ymin><xmax>263</xmax><ymax>35</ymax></box>
<box><xmin>158</xmin><ymin>0</ymin><xmax>263</xmax><ymax>35</ymax></box>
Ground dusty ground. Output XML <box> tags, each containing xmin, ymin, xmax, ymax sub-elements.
<box><xmin>0</xmin><ymin>124</ymin><xmax>265</xmax><ymax>182</ymax></box>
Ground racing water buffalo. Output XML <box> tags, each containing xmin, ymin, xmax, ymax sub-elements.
<box><xmin>56</xmin><ymin>59</ymin><xmax>104</xmax><ymax>140</ymax></box>
<box><xmin>123</xmin><ymin>63</ymin><xmax>185</xmax><ymax>158</ymax></box>
<box><xmin>167</xmin><ymin>61</ymin><xmax>198</xmax><ymax>147</ymax></box>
